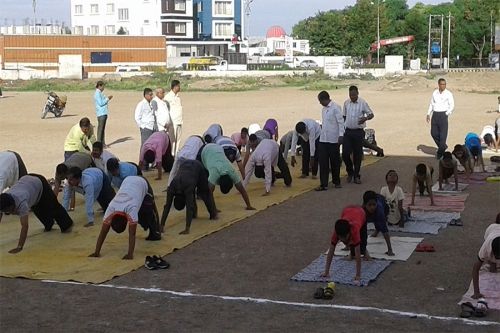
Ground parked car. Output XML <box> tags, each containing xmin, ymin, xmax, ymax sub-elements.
<box><xmin>299</xmin><ymin>60</ymin><xmax>318</xmax><ymax>68</ymax></box>
<box><xmin>115</xmin><ymin>65</ymin><xmax>141</xmax><ymax>72</ymax></box>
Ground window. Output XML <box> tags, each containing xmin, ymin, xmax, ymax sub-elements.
<box><xmin>197</xmin><ymin>2</ymin><xmax>203</xmax><ymax>12</ymax></box>
<box><xmin>214</xmin><ymin>22</ymin><xmax>232</xmax><ymax>37</ymax></box>
<box><xmin>175</xmin><ymin>22</ymin><xmax>186</xmax><ymax>34</ymax></box>
<box><xmin>74</xmin><ymin>26</ymin><xmax>84</xmax><ymax>34</ymax></box>
<box><xmin>90</xmin><ymin>4</ymin><xmax>99</xmax><ymax>14</ymax></box>
<box><xmin>174</xmin><ymin>0</ymin><xmax>186</xmax><ymax>11</ymax></box>
<box><xmin>178</xmin><ymin>47</ymin><xmax>191</xmax><ymax>57</ymax></box>
<box><xmin>107</xmin><ymin>3</ymin><xmax>114</xmax><ymax>14</ymax></box>
<box><xmin>214</xmin><ymin>1</ymin><xmax>232</xmax><ymax>16</ymax></box>
<box><xmin>118</xmin><ymin>8</ymin><xmax>129</xmax><ymax>21</ymax></box>
<box><xmin>91</xmin><ymin>25</ymin><xmax>99</xmax><ymax>35</ymax></box>
<box><xmin>105</xmin><ymin>25</ymin><xmax>115</xmax><ymax>34</ymax></box>
<box><xmin>198</xmin><ymin>22</ymin><xmax>202</xmax><ymax>34</ymax></box>
<box><xmin>74</xmin><ymin>5</ymin><xmax>83</xmax><ymax>15</ymax></box>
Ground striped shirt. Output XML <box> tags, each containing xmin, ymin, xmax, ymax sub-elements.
<box><xmin>215</xmin><ymin>136</ymin><xmax>241</xmax><ymax>162</ymax></box>
<box><xmin>343</xmin><ymin>97</ymin><xmax>373</xmax><ymax>129</ymax></box>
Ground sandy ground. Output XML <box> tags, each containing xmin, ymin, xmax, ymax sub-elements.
<box><xmin>1</xmin><ymin>72</ymin><xmax>500</xmax><ymax>331</ymax></box>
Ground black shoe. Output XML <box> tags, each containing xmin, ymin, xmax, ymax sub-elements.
<box><xmin>354</xmin><ymin>176</ymin><xmax>361</xmax><ymax>184</ymax></box>
<box><xmin>152</xmin><ymin>255</ymin><xmax>170</xmax><ymax>269</ymax></box>
<box><xmin>145</xmin><ymin>256</ymin><xmax>159</xmax><ymax>270</ymax></box>
<box><xmin>376</xmin><ymin>150</ymin><xmax>384</xmax><ymax>157</ymax></box>
<box><xmin>146</xmin><ymin>232</ymin><xmax>162</xmax><ymax>241</ymax></box>
<box><xmin>334</xmin><ymin>183</ymin><xmax>342</xmax><ymax>189</ymax></box>
<box><xmin>315</xmin><ymin>186</ymin><xmax>327</xmax><ymax>191</ymax></box>
<box><xmin>347</xmin><ymin>175</ymin><xmax>353</xmax><ymax>183</ymax></box>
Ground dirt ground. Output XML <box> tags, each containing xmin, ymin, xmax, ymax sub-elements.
<box><xmin>1</xmin><ymin>72</ymin><xmax>500</xmax><ymax>331</ymax></box>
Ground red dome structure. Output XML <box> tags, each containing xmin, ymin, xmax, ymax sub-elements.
<box><xmin>266</xmin><ymin>26</ymin><xmax>286</xmax><ymax>38</ymax></box>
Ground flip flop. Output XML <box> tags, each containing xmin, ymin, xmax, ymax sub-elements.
<box><xmin>416</xmin><ymin>244</ymin><xmax>426</xmax><ymax>252</ymax></box>
<box><xmin>315</xmin><ymin>186</ymin><xmax>328</xmax><ymax>191</ymax></box>
<box><xmin>460</xmin><ymin>302</ymin><xmax>475</xmax><ymax>318</ymax></box>
<box><xmin>314</xmin><ymin>287</ymin><xmax>325</xmax><ymax>299</ymax></box>
<box><xmin>450</xmin><ymin>219</ymin><xmax>463</xmax><ymax>226</ymax></box>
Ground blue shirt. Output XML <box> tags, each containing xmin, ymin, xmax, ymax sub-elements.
<box><xmin>63</xmin><ymin>168</ymin><xmax>103</xmax><ymax>223</ymax></box>
<box><xmin>465</xmin><ymin>132</ymin><xmax>481</xmax><ymax>150</ymax></box>
<box><xmin>110</xmin><ymin>162</ymin><xmax>138</xmax><ymax>188</ymax></box>
<box><xmin>94</xmin><ymin>89</ymin><xmax>109</xmax><ymax>117</ymax></box>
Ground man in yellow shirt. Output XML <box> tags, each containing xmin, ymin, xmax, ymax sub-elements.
<box><xmin>64</xmin><ymin>117</ymin><xmax>96</xmax><ymax>161</ymax></box>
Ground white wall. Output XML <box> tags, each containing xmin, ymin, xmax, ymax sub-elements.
<box><xmin>71</xmin><ymin>0</ymin><xmax>162</xmax><ymax>35</ymax></box>
<box><xmin>59</xmin><ymin>55</ymin><xmax>83</xmax><ymax>79</ymax></box>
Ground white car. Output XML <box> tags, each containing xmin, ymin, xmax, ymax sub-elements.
<box><xmin>299</xmin><ymin>60</ymin><xmax>318</xmax><ymax>68</ymax></box>
<box><xmin>115</xmin><ymin>65</ymin><xmax>141</xmax><ymax>72</ymax></box>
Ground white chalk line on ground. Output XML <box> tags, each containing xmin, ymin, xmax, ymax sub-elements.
<box><xmin>42</xmin><ymin>280</ymin><xmax>499</xmax><ymax>327</ymax></box>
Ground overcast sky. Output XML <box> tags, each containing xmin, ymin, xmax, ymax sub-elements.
<box><xmin>1</xmin><ymin>0</ymin><xmax>447</xmax><ymax>35</ymax></box>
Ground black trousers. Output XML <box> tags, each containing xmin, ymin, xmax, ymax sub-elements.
<box><xmin>138</xmin><ymin>194</ymin><xmax>161</xmax><ymax>239</ymax></box>
<box><xmin>277</xmin><ymin>151</ymin><xmax>292</xmax><ymax>186</ymax></box>
<box><xmin>318</xmin><ymin>142</ymin><xmax>341</xmax><ymax>187</ymax></box>
<box><xmin>29</xmin><ymin>174</ymin><xmax>73</xmax><ymax>232</ymax></box>
<box><xmin>431</xmin><ymin>112</ymin><xmax>448</xmax><ymax>157</ymax></box>
<box><xmin>342</xmin><ymin>128</ymin><xmax>364</xmax><ymax>178</ymax></box>
<box><xmin>97</xmin><ymin>115</ymin><xmax>107</xmax><ymax>145</ymax></box>
<box><xmin>10</xmin><ymin>151</ymin><xmax>27</xmax><ymax>178</ymax></box>
<box><xmin>96</xmin><ymin>173</ymin><xmax>115</xmax><ymax>211</ymax></box>
<box><xmin>301</xmin><ymin>137</ymin><xmax>319</xmax><ymax>176</ymax></box>
<box><xmin>349</xmin><ymin>221</ymin><xmax>368</xmax><ymax>256</ymax></box>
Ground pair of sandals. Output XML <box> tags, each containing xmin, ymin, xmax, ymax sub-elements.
<box><xmin>449</xmin><ymin>218</ymin><xmax>463</xmax><ymax>226</ymax></box>
<box><xmin>460</xmin><ymin>301</ymin><xmax>488</xmax><ymax>318</ymax></box>
<box><xmin>313</xmin><ymin>283</ymin><xmax>335</xmax><ymax>300</ymax></box>
<box><xmin>415</xmin><ymin>243</ymin><xmax>435</xmax><ymax>252</ymax></box>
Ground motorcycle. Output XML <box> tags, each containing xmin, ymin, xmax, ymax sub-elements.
<box><xmin>41</xmin><ymin>92</ymin><xmax>67</xmax><ymax>119</ymax></box>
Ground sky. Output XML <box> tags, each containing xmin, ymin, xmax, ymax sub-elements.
<box><xmin>0</xmin><ymin>0</ymin><xmax>447</xmax><ymax>35</ymax></box>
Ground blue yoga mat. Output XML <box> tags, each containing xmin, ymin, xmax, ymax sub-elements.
<box><xmin>291</xmin><ymin>255</ymin><xmax>392</xmax><ymax>287</ymax></box>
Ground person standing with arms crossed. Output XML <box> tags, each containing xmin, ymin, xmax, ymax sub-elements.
<box><xmin>164</xmin><ymin>80</ymin><xmax>183</xmax><ymax>156</ymax></box>
<box><xmin>427</xmin><ymin>78</ymin><xmax>454</xmax><ymax>159</ymax></box>
<box><xmin>94</xmin><ymin>81</ymin><xmax>112</xmax><ymax>147</ymax></box>
<box><xmin>342</xmin><ymin>86</ymin><xmax>374</xmax><ymax>184</ymax></box>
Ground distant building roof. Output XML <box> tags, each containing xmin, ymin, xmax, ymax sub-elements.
<box><xmin>266</xmin><ymin>26</ymin><xmax>286</xmax><ymax>39</ymax></box>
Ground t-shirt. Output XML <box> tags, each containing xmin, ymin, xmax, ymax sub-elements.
<box><xmin>56</xmin><ymin>152</ymin><xmax>93</xmax><ymax>183</ymax></box>
<box><xmin>103</xmin><ymin>176</ymin><xmax>148</xmax><ymax>225</ymax></box>
<box><xmin>380</xmin><ymin>185</ymin><xmax>405</xmax><ymax>225</ymax></box>
<box><xmin>478</xmin><ymin>225</ymin><xmax>500</xmax><ymax>264</ymax></box>
<box><xmin>6</xmin><ymin>175</ymin><xmax>43</xmax><ymax>217</ymax></box>
<box><xmin>480</xmin><ymin>126</ymin><xmax>495</xmax><ymax>142</ymax></box>
<box><xmin>465</xmin><ymin>133</ymin><xmax>481</xmax><ymax>151</ymax></box>
<box><xmin>331</xmin><ymin>206</ymin><xmax>366</xmax><ymax>247</ymax></box>
<box><xmin>201</xmin><ymin>143</ymin><xmax>240</xmax><ymax>186</ymax></box>
<box><xmin>0</xmin><ymin>151</ymin><xmax>19</xmax><ymax>192</ymax></box>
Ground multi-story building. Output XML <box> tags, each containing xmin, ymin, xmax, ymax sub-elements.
<box><xmin>70</xmin><ymin>1</ymin><xmax>244</xmax><ymax>66</ymax></box>
<box><xmin>70</xmin><ymin>1</ymin><xmax>242</xmax><ymax>40</ymax></box>
<box><xmin>70</xmin><ymin>0</ymin><xmax>162</xmax><ymax>36</ymax></box>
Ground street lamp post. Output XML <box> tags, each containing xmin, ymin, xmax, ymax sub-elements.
<box><xmin>377</xmin><ymin>1</ymin><xmax>380</xmax><ymax>64</ymax></box>
<box><xmin>371</xmin><ymin>0</ymin><xmax>384</xmax><ymax>64</ymax></box>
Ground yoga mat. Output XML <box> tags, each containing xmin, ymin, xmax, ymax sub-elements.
<box><xmin>291</xmin><ymin>255</ymin><xmax>392</xmax><ymax>286</ymax></box>
<box><xmin>403</xmin><ymin>193</ymin><xmax>469</xmax><ymax>212</ymax></box>
<box><xmin>431</xmin><ymin>182</ymin><xmax>468</xmax><ymax>194</ymax></box>
<box><xmin>333</xmin><ymin>236</ymin><xmax>423</xmax><ymax>261</ymax></box>
<box><xmin>368</xmin><ymin>211</ymin><xmax>460</xmax><ymax>235</ymax></box>
<box><xmin>457</xmin><ymin>171</ymin><xmax>500</xmax><ymax>185</ymax></box>
<box><xmin>0</xmin><ymin>156</ymin><xmax>382</xmax><ymax>283</ymax></box>
<box><xmin>460</xmin><ymin>267</ymin><xmax>500</xmax><ymax>310</ymax></box>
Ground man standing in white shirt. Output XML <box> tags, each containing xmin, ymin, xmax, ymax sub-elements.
<box><xmin>427</xmin><ymin>78</ymin><xmax>455</xmax><ymax>159</ymax></box>
<box><xmin>134</xmin><ymin>88</ymin><xmax>156</xmax><ymax>147</ymax></box>
<box><xmin>153</xmin><ymin>88</ymin><xmax>175</xmax><ymax>146</ymax></box>
<box><xmin>316</xmin><ymin>91</ymin><xmax>344</xmax><ymax>191</ymax></box>
<box><xmin>290</xmin><ymin>119</ymin><xmax>321</xmax><ymax>178</ymax></box>
<box><xmin>343</xmin><ymin>86</ymin><xmax>374</xmax><ymax>184</ymax></box>
<box><xmin>164</xmin><ymin>80</ymin><xmax>183</xmax><ymax>155</ymax></box>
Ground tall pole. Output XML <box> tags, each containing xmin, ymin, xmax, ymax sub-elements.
<box><xmin>440</xmin><ymin>15</ymin><xmax>444</xmax><ymax>69</ymax></box>
<box><xmin>491</xmin><ymin>10</ymin><xmax>494</xmax><ymax>53</ymax></box>
<box><xmin>447</xmin><ymin>11</ymin><xmax>451</xmax><ymax>69</ymax></box>
<box><xmin>377</xmin><ymin>1</ymin><xmax>381</xmax><ymax>64</ymax></box>
<box><xmin>427</xmin><ymin>15</ymin><xmax>432</xmax><ymax>70</ymax></box>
